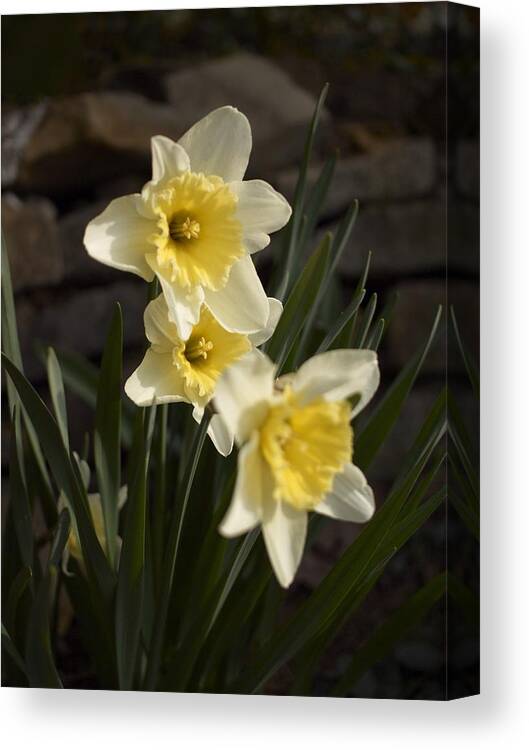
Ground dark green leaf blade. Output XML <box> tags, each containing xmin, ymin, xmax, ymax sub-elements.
<box><xmin>94</xmin><ymin>303</ymin><xmax>123</xmax><ymax>569</ymax></box>
<box><xmin>355</xmin><ymin>306</ymin><xmax>443</xmax><ymax>470</ymax></box>
<box><xmin>115</xmin><ymin>410</ymin><xmax>147</xmax><ymax>690</ymax></box>
<box><xmin>331</xmin><ymin>573</ymin><xmax>446</xmax><ymax>696</ymax></box>
<box><xmin>25</xmin><ymin>509</ymin><xmax>70</xmax><ymax>688</ymax></box>
<box><xmin>46</xmin><ymin>347</ymin><xmax>70</xmax><ymax>452</ymax></box>
<box><xmin>265</xmin><ymin>234</ymin><xmax>331</xmax><ymax>372</ymax></box>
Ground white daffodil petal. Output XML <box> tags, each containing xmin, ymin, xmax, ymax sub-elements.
<box><xmin>146</xmin><ymin>254</ymin><xmax>204</xmax><ymax>340</ymax></box>
<box><xmin>150</xmin><ymin>135</ymin><xmax>190</xmax><ymax>184</ymax></box>
<box><xmin>248</xmin><ymin>297</ymin><xmax>283</xmax><ymax>347</ymax></box>
<box><xmin>229</xmin><ymin>179</ymin><xmax>292</xmax><ymax>254</ymax></box>
<box><xmin>178</xmin><ymin>106</ymin><xmax>252</xmax><ymax>183</ymax></box>
<box><xmin>214</xmin><ymin>350</ymin><xmax>276</xmax><ymax>445</ymax></box>
<box><xmin>192</xmin><ymin>405</ymin><xmax>234</xmax><ymax>457</ymax></box>
<box><xmin>144</xmin><ymin>293</ymin><xmax>177</xmax><ymax>351</ymax></box>
<box><xmin>292</xmin><ymin>349</ymin><xmax>380</xmax><ymax>417</ymax></box>
<box><xmin>262</xmin><ymin>499</ymin><xmax>307</xmax><ymax>588</ymax></box>
<box><xmin>219</xmin><ymin>433</ymin><xmax>271</xmax><ymax>537</ymax></box>
<box><xmin>125</xmin><ymin>350</ymin><xmax>186</xmax><ymax>406</ymax></box>
<box><xmin>83</xmin><ymin>195</ymin><xmax>155</xmax><ymax>280</ymax></box>
<box><xmin>316</xmin><ymin>463</ymin><xmax>375</xmax><ymax>523</ymax></box>
<box><xmin>204</xmin><ymin>254</ymin><xmax>269</xmax><ymax>334</ymax></box>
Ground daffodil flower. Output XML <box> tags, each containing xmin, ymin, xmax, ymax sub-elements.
<box><xmin>213</xmin><ymin>349</ymin><xmax>380</xmax><ymax>587</ymax></box>
<box><xmin>84</xmin><ymin>106</ymin><xmax>291</xmax><ymax>339</ymax></box>
<box><xmin>124</xmin><ymin>293</ymin><xmax>281</xmax><ymax>456</ymax></box>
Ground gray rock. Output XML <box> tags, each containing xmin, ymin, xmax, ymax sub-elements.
<box><xmin>2</xmin><ymin>193</ymin><xmax>63</xmax><ymax>292</ymax></box>
<box><xmin>58</xmin><ymin>199</ymin><xmax>123</xmax><ymax>285</ymax></box>
<box><xmin>384</xmin><ymin>279</ymin><xmax>479</xmax><ymax>373</ymax></box>
<box><xmin>4</xmin><ymin>92</ymin><xmax>191</xmax><ymax>194</ymax></box>
<box><xmin>275</xmin><ymin>138</ymin><xmax>437</xmax><ymax>219</ymax></box>
<box><xmin>368</xmin><ymin>384</ymin><xmax>445</xmax><ymax>482</ymax></box>
<box><xmin>1</xmin><ymin>103</ymin><xmax>46</xmax><ymax>188</ymax></box>
<box><xmin>164</xmin><ymin>53</ymin><xmax>325</xmax><ymax>177</ymax></box>
<box><xmin>16</xmin><ymin>280</ymin><xmax>146</xmax><ymax>382</ymax></box>
<box><xmin>318</xmin><ymin>198</ymin><xmax>445</xmax><ymax>278</ymax></box>
<box><xmin>311</xmin><ymin>197</ymin><xmax>478</xmax><ymax>278</ymax></box>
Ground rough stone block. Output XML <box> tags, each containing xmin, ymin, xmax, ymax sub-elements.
<box><xmin>164</xmin><ymin>53</ymin><xmax>325</xmax><ymax>177</ymax></box>
<box><xmin>2</xmin><ymin>193</ymin><xmax>63</xmax><ymax>292</ymax></box>
<box><xmin>383</xmin><ymin>279</ymin><xmax>479</xmax><ymax>373</ymax></box>
<box><xmin>16</xmin><ymin>280</ymin><xmax>146</xmax><ymax>382</ymax></box>
<box><xmin>275</xmin><ymin>138</ymin><xmax>437</xmax><ymax>219</ymax></box>
<box><xmin>3</xmin><ymin>92</ymin><xmax>189</xmax><ymax>194</ymax></box>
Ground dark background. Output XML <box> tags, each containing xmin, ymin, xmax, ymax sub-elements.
<box><xmin>2</xmin><ymin>3</ymin><xmax>479</xmax><ymax>698</ymax></box>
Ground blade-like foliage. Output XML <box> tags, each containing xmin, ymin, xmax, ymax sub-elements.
<box><xmin>94</xmin><ymin>304</ymin><xmax>123</xmax><ymax>569</ymax></box>
<box><xmin>331</xmin><ymin>573</ymin><xmax>446</xmax><ymax>696</ymax></box>
<box><xmin>115</xmin><ymin>411</ymin><xmax>147</xmax><ymax>689</ymax></box>
<box><xmin>25</xmin><ymin>509</ymin><xmax>70</xmax><ymax>688</ymax></box>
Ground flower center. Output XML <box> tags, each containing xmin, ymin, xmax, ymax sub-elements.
<box><xmin>185</xmin><ymin>335</ymin><xmax>213</xmax><ymax>362</ymax></box>
<box><xmin>170</xmin><ymin>306</ymin><xmax>251</xmax><ymax>400</ymax></box>
<box><xmin>260</xmin><ymin>388</ymin><xmax>352</xmax><ymax>510</ymax></box>
<box><xmin>147</xmin><ymin>172</ymin><xmax>243</xmax><ymax>291</ymax></box>
<box><xmin>169</xmin><ymin>215</ymin><xmax>201</xmax><ymax>242</ymax></box>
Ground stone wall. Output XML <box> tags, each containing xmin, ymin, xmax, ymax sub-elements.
<box><xmin>2</xmin><ymin>51</ymin><xmax>479</xmax><ymax>481</ymax></box>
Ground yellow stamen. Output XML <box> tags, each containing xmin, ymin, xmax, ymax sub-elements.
<box><xmin>171</xmin><ymin>307</ymin><xmax>251</xmax><ymax>399</ymax></box>
<box><xmin>148</xmin><ymin>172</ymin><xmax>243</xmax><ymax>290</ymax></box>
<box><xmin>185</xmin><ymin>336</ymin><xmax>214</xmax><ymax>362</ymax></box>
<box><xmin>169</xmin><ymin>215</ymin><xmax>201</xmax><ymax>241</ymax></box>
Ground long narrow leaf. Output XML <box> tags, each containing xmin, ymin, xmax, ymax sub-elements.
<box><xmin>25</xmin><ymin>509</ymin><xmax>70</xmax><ymax>688</ymax></box>
<box><xmin>355</xmin><ymin>306</ymin><xmax>443</xmax><ymax>470</ymax></box>
<box><xmin>266</xmin><ymin>234</ymin><xmax>331</xmax><ymax>371</ymax></box>
<box><xmin>94</xmin><ymin>304</ymin><xmax>123</xmax><ymax>569</ymax></box>
<box><xmin>331</xmin><ymin>573</ymin><xmax>446</xmax><ymax>696</ymax></box>
<box><xmin>275</xmin><ymin>83</ymin><xmax>329</xmax><ymax>299</ymax></box>
<box><xmin>2</xmin><ymin>354</ymin><xmax>115</xmax><ymax>600</ymax></box>
<box><xmin>46</xmin><ymin>348</ymin><xmax>70</xmax><ymax>452</ymax></box>
<box><xmin>115</xmin><ymin>411</ymin><xmax>147</xmax><ymax>689</ymax></box>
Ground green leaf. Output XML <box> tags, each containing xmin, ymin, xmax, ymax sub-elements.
<box><xmin>2</xmin><ymin>238</ymin><xmax>56</xmax><ymax>526</ymax></box>
<box><xmin>2</xmin><ymin>624</ymin><xmax>28</xmax><ymax>679</ymax></box>
<box><xmin>316</xmin><ymin>288</ymin><xmax>366</xmax><ymax>354</ymax></box>
<box><xmin>25</xmin><ymin>509</ymin><xmax>70</xmax><ymax>688</ymax></box>
<box><xmin>2</xmin><ymin>354</ymin><xmax>115</xmax><ymax>600</ymax></box>
<box><xmin>294</xmin><ymin>200</ymin><xmax>360</xmax><ymax>365</ymax></box>
<box><xmin>265</xmin><ymin>234</ymin><xmax>331</xmax><ymax>372</ymax></box>
<box><xmin>144</xmin><ymin>411</ymin><xmax>212</xmax><ymax>690</ymax></box>
<box><xmin>115</xmin><ymin>411</ymin><xmax>147</xmax><ymax>690</ymax></box>
<box><xmin>5</xmin><ymin>566</ymin><xmax>33</xmax><ymax>646</ymax></box>
<box><xmin>333</xmin><ymin>251</ymin><xmax>372</xmax><ymax>349</ymax></box>
<box><xmin>9</xmin><ymin>411</ymin><xmax>34</xmax><ymax>571</ymax></box>
<box><xmin>450</xmin><ymin>306</ymin><xmax>479</xmax><ymax>397</ymax></box>
<box><xmin>94</xmin><ymin>304</ymin><xmax>123</xmax><ymax>570</ymax></box>
<box><xmin>354</xmin><ymin>292</ymin><xmax>378</xmax><ymax>348</ymax></box>
<box><xmin>46</xmin><ymin>347</ymin><xmax>70</xmax><ymax>452</ymax></box>
<box><xmin>331</xmin><ymin>573</ymin><xmax>446</xmax><ymax>696</ymax></box>
<box><xmin>274</xmin><ymin>83</ymin><xmax>329</xmax><ymax>299</ymax></box>
<box><xmin>1</xmin><ymin>233</ymin><xmax>23</xmax><ymax>387</ymax></box>
<box><xmin>296</xmin><ymin>154</ymin><xmax>337</xmax><ymax>256</ymax></box>
<box><xmin>152</xmin><ymin>404</ymin><xmax>169</xmax><ymax>590</ymax></box>
<box><xmin>354</xmin><ymin>305</ymin><xmax>443</xmax><ymax>470</ymax></box>
<box><xmin>206</xmin><ymin>528</ymin><xmax>261</xmax><ymax>640</ymax></box>
<box><xmin>365</xmin><ymin>318</ymin><xmax>385</xmax><ymax>351</ymax></box>
<box><xmin>47</xmin><ymin>347</ymin><xmax>135</xmax><ymax>447</ymax></box>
